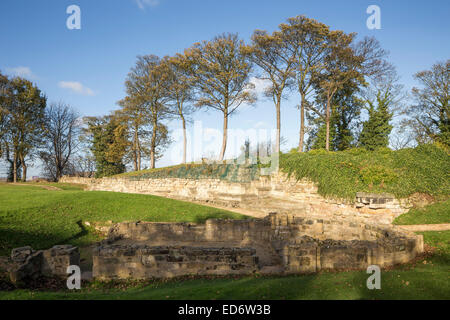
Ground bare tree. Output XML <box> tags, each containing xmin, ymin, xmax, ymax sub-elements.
<box><xmin>40</xmin><ymin>102</ymin><xmax>80</xmax><ymax>181</ymax></box>
<box><xmin>73</xmin><ymin>152</ymin><xmax>96</xmax><ymax>177</ymax></box>
<box><xmin>390</xmin><ymin>126</ymin><xmax>416</xmax><ymax>150</ymax></box>
<box><xmin>406</xmin><ymin>60</ymin><xmax>449</xmax><ymax>146</ymax></box>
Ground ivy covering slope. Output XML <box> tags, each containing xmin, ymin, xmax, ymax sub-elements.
<box><xmin>280</xmin><ymin>144</ymin><xmax>450</xmax><ymax>200</ymax></box>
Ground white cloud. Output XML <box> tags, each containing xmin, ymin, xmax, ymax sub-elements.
<box><xmin>5</xmin><ymin>66</ymin><xmax>37</xmax><ymax>79</ymax></box>
<box><xmin>58</xmin><ymin>81</ymin><xmax>94</xmax><ymax>96</ymax></box>
<box><xmin>249</xmin><ymin>77</ymin><xmax>272</xmax><ymax>95</ymax></box>
<box><xmin>135</xmin><ymin>0</ymin><xmax>160</xmax><ymax>10</ymax></box>
<box><xmin>254</xmin><ymin>121</ymin><xmax>268</xmax><ymax>129</ymax></box>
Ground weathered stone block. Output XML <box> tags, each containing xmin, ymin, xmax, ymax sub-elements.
<box><xmin>9</xmin><ymin>245</ymin><xmax>80</xmax><ymax>286</ymax></box>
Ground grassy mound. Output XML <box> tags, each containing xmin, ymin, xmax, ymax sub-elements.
<box><xmin>393</xmin><ymin>199</ymin><xmax>450</xmax><ymax>225</ymax></box>
<box><xmin>280</xmin><ymin>144</ymin><xmax>450</xmax><ymax>200</ymax></box>
<box><xmin>116</xmin><ymin>163</ymin><xmax>260</xmax><ymax>183</ymax></box>
<box><xmin>0</xmin><ymin>184</ymin><xmax>246</xmax><ymax>256</ymax></box>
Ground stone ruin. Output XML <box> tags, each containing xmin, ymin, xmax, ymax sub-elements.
<box><xmin>6</xmin><ymin>213</ymin><xmax>423</xmax><ymax>284</ymax></box>
<box><xmin>92</xmin><ymin>213</ymin><xmax>424</xmax><ymax>280</ymax></box>
<box><xmin>8</xmin><ymin>245</ymin><xmax>80</xmax><ymax>286</ymax></box>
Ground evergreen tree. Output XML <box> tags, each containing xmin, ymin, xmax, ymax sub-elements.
<box><xmin>332</xmin><ymin>86</ymin><xmax>363</xmax><ymax>151</ymax></box>
<box><xmin>359</xmin><ymin>67</ymin><xmax>402</xmax><ymax>151</ymax></box>
<box><xmin>307</xmin><ymin>86</ymin><xmax>361</xmax><ymax>151</ymax></box>
<box><xmin>85</xmin><ymin>115</ymin><xmax>129</xmax><ymax>178</ymax></box>
<box><xmin>359</xmin><ymin>91</ymin><xmax>394</xmax><ymax>150</ymax></box>
<box><xmin>307</xmin><ymin>111</ymin><xmax>337</xmax><ymax>150</ymax></box>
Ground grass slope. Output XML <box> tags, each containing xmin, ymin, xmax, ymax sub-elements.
<box><xmin>0</xmin><ymin>184</ymin><xmax>246</xmax><ymax>256</ymax></box>
<box><xmin>1</xmin><ymin>231</ymin><xmax>448</xmax><ymax>300</ymax></box>
<box><xmin>393</xmin><ymin>199</ymin><xmax>450</xmax><ymax>225</ymax></box>
<box><xmin>280</xmin><ymin>144</ymin><xmax>450</xmax><ymax>200</ymax></box>
<box><xmin>115</xmin><ymin>162</ymin><xmax>260</xmax><ymax>183</ymax></box>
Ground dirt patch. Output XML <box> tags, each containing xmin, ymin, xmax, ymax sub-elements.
<box><xmin>398</xmin><ymin>224</ymin><xmax>450</xmax><ymax>232</ymax></box>
<box><xmin>10</xmin><ymin>183</ymin><xmax>62</xmax><ymax>191</ymax></box>
<box><xmin>408</xmin><ymin>193</ymin><xmax>435</xmax><ymax>208</ymax></box>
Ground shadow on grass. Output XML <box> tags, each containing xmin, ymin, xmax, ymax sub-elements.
<box><xmin>61</xmin><ymin>220</ymin><xmax>88</xmax><ymax>243</ymax></box>
<box><xmin>0</xmin><ymin>220</ymin><xmax>93</xmax><ymax>256</ymax></box>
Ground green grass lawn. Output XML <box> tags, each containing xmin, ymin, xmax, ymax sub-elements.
<box><xmin>1</xmin><ymin>231</ymin><xmax>448</xmax><ymax>300</ymax></box>
<box><xmin>0</xmin><ymin>183</ymin><xmax>246</xmax><ymax>256</ymax></box>
<box><xmin>393</xmin><ymin>199</ymin><xmax>450</xmax><ymax>225</ymax></box>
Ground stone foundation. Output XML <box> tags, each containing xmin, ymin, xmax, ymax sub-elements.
<box><xmin>93</xmin><ymin>213</ymin><xmax>423</xmax><ymax>280</ymax></box>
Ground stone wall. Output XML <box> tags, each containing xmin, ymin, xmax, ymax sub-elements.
<box><xmin>9</xmin><ymin>245</ymin><xmax>80</xmax><ymax>286</ymax></box>
<box><xmin>61</xmin><ymin>172</ymin><xmax>411</xmax><ymax>223</ymax></box>
<box><xmin>93</xmin><ymin>213</ymin><xmax>423</xmax><ymax>279</ymax></box>
<box><xmin>93</xmin><ymin>245</ymin><xmax>258</xmax><ymax>279</ymax></box>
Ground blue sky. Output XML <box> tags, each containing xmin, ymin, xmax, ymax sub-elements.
<box><xmin>1</xmin><ymin>0</ymin><xmax>449</xmax><ymax>175</ymax></box>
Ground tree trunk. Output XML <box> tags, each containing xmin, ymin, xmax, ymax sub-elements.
<box><xmin>133</xmin><ymin>128</ymin><xmax>138</xmax><ymax>172</ymax></box>
<box><xmin>21</xmin><ymin>157</ymin><xmax>27</xmax><ymax>182</ymax></box>
<box><xmin>22</xmin><ymin>161</ymin><xmax>27</xmax><ymax>182</ymax></box>
<box><xmin>133</xmin><ymin>150</ymin><xmax>138</xmax><ymax>172</ymax></box>
<box><xmin>298</xmin><ymin>95</ymin><xmax>305</xmax><ymax>152</ymax></box>
<box><xmin>325</xmin><ymin>98</ymin><xmax>331</xmax><ymax>151</ymax></box>
<box><xmin>150</xmin><ymin>150</ymin><xmax>155</xmax><ymax>169</ymax></box>
<box><xmin>56</xmin><ymin>166</ymin><xmax>62</xmax><ymax>182</ymax></box>
<box><xmin>219</xmin><ymin>111</ymin><xmax>228</xmax><ymax>161</ymax></box>
<box><xmin>13</xmin><ymin>152</ymin><xmax>17</xmax><ymax>183</ymax></box>
<box><xmin>137</xmin><ymin>139</ymin><xmax>141</xmax><ymax>171</ymax></box>
<box><xmin>150</xmin><ymin>123</ymin><xmax>157</xmax><ymax>169</ymax></box>
<box><xmin>275</xmin><ymin>98</ymin><xmax>281</xmax><ymax>154</ymax></box>
<box><xmin>181</xmin><ymin>115</ymin><xmax>187</xmax><ymax>164</ymax></box>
